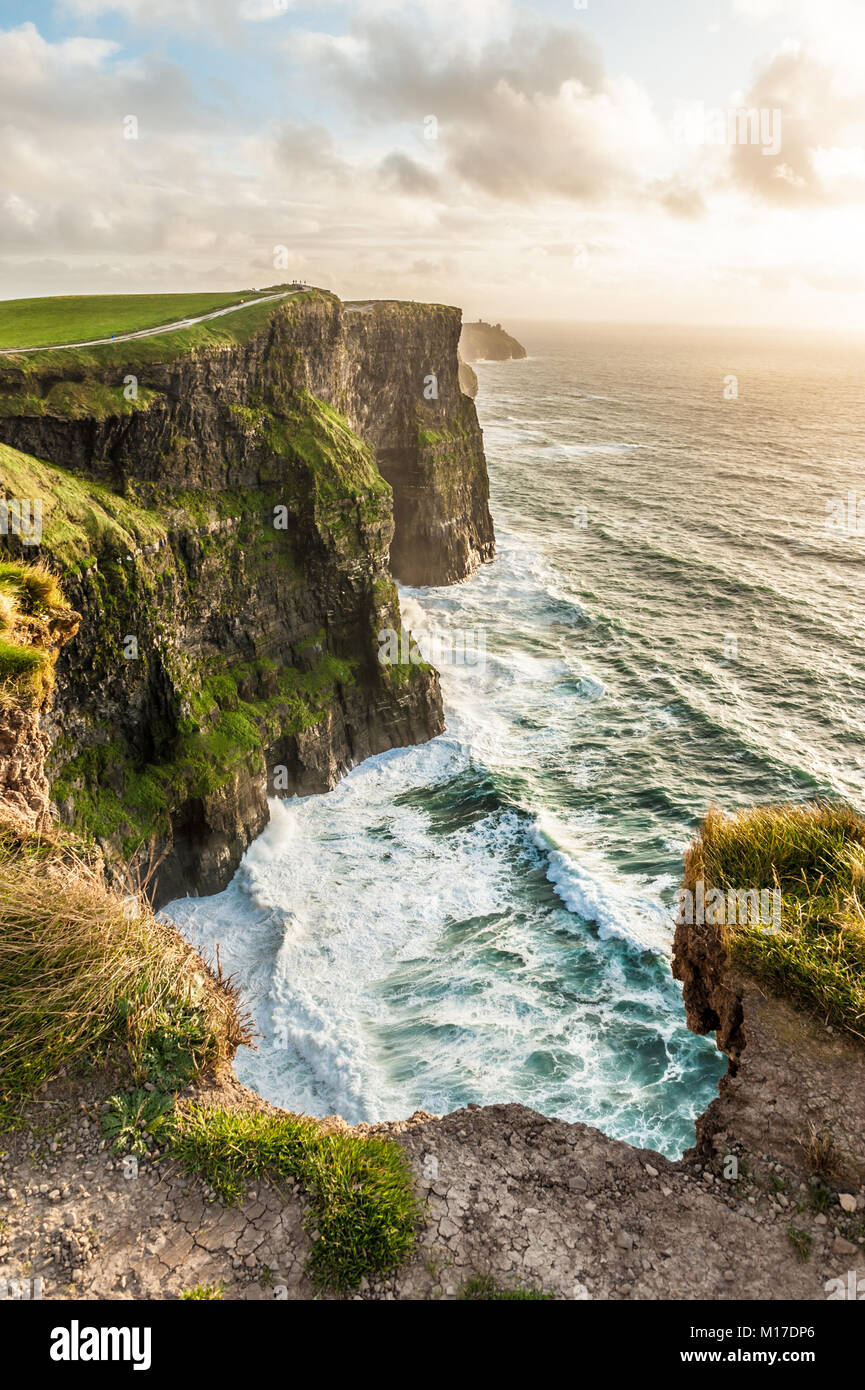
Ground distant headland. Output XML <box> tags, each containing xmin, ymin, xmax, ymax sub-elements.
<box><xmin>459</xmin><ymin>319</ymin><xmax>527</xmax><ymax>364</ymax></box>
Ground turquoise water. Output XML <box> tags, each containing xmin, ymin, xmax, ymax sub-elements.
<box><xmin>167</xmin><ymin>322</ymin><xmax>865</xmax><ymax>1157</ymax></box>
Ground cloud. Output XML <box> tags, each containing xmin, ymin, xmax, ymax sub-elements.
<box><xmin>2</xmin><ymin>10</ymin><xmax>863</xmax><ymax>330</ymax></box>
<box><xmin>274</xmin><ymin>123</ymin><xmax>351</xmax><ymax>181</ymax></box>
<box><xmin>58</xmin><ymin>0</ymin><xmax>285</xmax><ymax>33</ymax></box>
<box><xmin>294</xmin><ymin>16</ymin><xmax>677</xmax><ymax>208</ymax></box>
<box><xmin>296</xmin><ymin>16</ymin><xmax>605</xmax><ymax>122</ymax></box>
<box><xmin>652</xmin><ymin>179</ymin><xmax>708</xmax><ymax>220</ymax></box>
<box><xmin>378</xmin><ymin>152</ymin><xmax>442</xmax><ymax>197</ymax></box>
<box><xmin>730</xmin><ymin>41</ymin><xmax>865</xmax><ymax>204</ymax></box>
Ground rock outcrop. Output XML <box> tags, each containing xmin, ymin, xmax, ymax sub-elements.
<box><xmin>0</xmin><ymin>566</ymin><xmax>79</xmax><ymax>834</ymax></box>
<box><xmin>340</xmin><ymin>300</ymin><xmax>494</xmax><ymax>584</ymax></box>
<box><xmin>0</xmin><ymin>290</ymin><xmax>495</xmax><ymax>903</ymax></box>
<box><xmin>673</xmin><ymin>913</ymin><xmax>865</xmax><ymax>1190</ymax></box>
<box><xmin>457</xmin><ymin>353</ymin><xmax>478</xmax><ymax>399</ymax></box>
<box><xmin>460</xmin><ymin>319</ymin><xmax>527</xmax><ymax>363</ymax></box>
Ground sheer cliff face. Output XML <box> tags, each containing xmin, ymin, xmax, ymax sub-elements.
<box><xmin>0</xmin><ymin>293</ymin><xmax>493</xmax><ymax>903</ymax></box>
<box><xmin>673</xmin><ymin>915</ymin><xmax>865</xmax><ymax>1189</ymax></box>
<box><xmin>0</xmin><ymin>295</ymin><xmax>495</xmax><ymax>587</ymax></box>
<box><xmin>339</xmin><ymin>302</ymin><xmax>495</xmax><ymax>586</ymax></box>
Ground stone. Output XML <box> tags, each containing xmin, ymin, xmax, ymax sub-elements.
<box><xmin>833</xmin><ymin>1236</ymin><xmax>857</xmax><ymax>1256</ymax></box>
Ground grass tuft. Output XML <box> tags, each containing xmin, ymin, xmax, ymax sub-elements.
<box><xmin>459</xmin><ymin>1274</ymin><xmax>555</xmax><ymax>1300</ymax></box>
<box><xmin>180</xmin><ymin>1282</ymin><xmax>226</xmax><ymax>1301</ymax></box>
<box><xmin>785</xmin><ymin>1225</ymin><xmax>813</xmax><ymax>1263</ymax></box>
<box><xmin>166</xmin><ymin>1107</ymin><xmax>420</xmax><ymax>1293</ymax></box>
<box><xmin>0</xmin><ymin>832</ymin><xmax>249</xmax><ymax>1129</ymax></box>
<box><xmin>684</xmin><ymin>802</ymin><xmax>865</xmax><ymax>1039</ymax></box>
<box><xmin>0</xmin><ymin>559</ymin><xmax>77</xmax><ymax>708</ymax></box>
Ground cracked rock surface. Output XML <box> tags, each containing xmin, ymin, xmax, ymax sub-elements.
<box><xmin>2</xmin><ymin>1064</ymin><xmax>863</xmax><ymax>1301</ymax></box>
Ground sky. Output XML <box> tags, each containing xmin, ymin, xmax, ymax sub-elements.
<box><xmin>1</xmin><ymin>0</ymin><xmax>864</xmax><ymax>329</ymax></box>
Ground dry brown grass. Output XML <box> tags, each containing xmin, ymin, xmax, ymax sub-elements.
<box><xmin>801</xmin><ymin>1122</ymin><xmax>841</xmax><ymax>1182</ymax></box>
<box><xmin>0</xmin><ymin>822</ymin><xmax>252</xmax><ymax>1126</ymax></box>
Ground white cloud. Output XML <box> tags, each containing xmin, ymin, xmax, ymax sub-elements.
<box><xmin>1</xmin><ymin>10</ymin><xmax>863</xmax><ymax>331</ymax></box>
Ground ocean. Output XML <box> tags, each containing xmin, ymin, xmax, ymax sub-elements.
<box><xmin>166</xmin><ymin>321</ymin><xmax>865</xmax><ymax>1158</ymax></box>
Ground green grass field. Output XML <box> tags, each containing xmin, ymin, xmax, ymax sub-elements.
<box><xmin>0</xmin><ymin>291</ymin><xmax>274</xmax><ymax>350</ymax></box>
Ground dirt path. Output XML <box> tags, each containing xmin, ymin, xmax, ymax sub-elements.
<box><xmin>0</xmin><ymin>289</ymin><xmax>308</xmax><ymax>357</ymax></box>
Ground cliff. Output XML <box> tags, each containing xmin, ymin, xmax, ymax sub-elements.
<box><xmin>0</xmin><ymin>561</ymin><xmax>79</xmax><ymax>833</ymax></box>
<box><xmin>457</xmin><ymin>353</ymin><xmax>478</xmax><ymax>399</ymax></box>
<box><xmin>3</xmin><ymin>801</ymin><xmax>862</xmax><ymax>1302</ymax></box>
<box><xmin>0</xmin><ymin>290</ymin><xmax>494</xmax><ymax>903</ymax></box>
<box><xmin>459</xmin><ymin>320</ymin><xmax>527</xmax><ymax>363</ymax></box>
<box><xmin>672</xmin><ymin>803</ymin><xmax>865</xmax><ymax>1191</ymax></box>
<box><xmin>1</xmin><ymin>604</ymin><xmax>863</xmax><ymax>1299</ymax></box>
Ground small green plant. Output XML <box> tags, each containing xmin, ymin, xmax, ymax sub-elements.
<box><xmin>101</xmin><ymin>1089</ymin><xmax>176</xmax><ymax>1158</ymax></box>
<box><xmin>786</xmin><ymin>1226</ymin><xmax>813</xmax><ymax>1263</ymax></box>
<box><xmin>459</xmin><ymin>1274</ymin><xmax>555</xmax><ymax>1301</ymax></box>
<box><xmin>807</xmin><ymin>1179</ymin><xmax>833</xmax><ymax>1214</ymax></box>
<box><xmin>136</xmin><ymin>1010</ymin><xmax>212</xmax><ymax>1090</ymax></box>
<box><xmin>180</xmin><ymin>1282</ymin><xmax>226</xmax><ymax>1301</ymax></box>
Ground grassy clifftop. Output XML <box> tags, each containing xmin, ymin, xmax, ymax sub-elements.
<box><xmin>0</xmin><ymin>287</ymin><xmax>331</xmax><ymax>382</ymax></box>
<box><xmin>683</xmin><ymin>802</ymin><xmax>865</xmax><ymax>1041</ymax></box>
<box><xmin>0</xmin><ymin>290</ymin><xmax>279</xmax><ymax>351</ymax></box>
